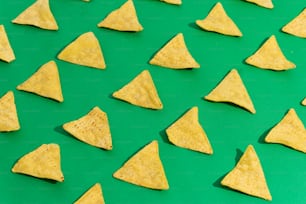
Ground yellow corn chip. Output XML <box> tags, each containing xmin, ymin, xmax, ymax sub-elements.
<box><xmin>74</xmin><ymin>183</ymin><xmax>105</xmax><ymax>204</ymax></box>
<box><xmin>160</xmin><ymin>0</ymin><xmax>182</xmax><ymax>5</ymax></box>
<box><xmin>63</xmin><ymin>106</ymin><xmax>112</xmax><ymax>150</ymax></box>
<box><xmin>113</xmin><ymin>140</ymin><xmax>169</xmax><ymax>190</ymax></box>
<box><xmin>12</xmin><ymin>144</ymin><xmax>64</xmax><ymax>182</ymax></box>
<box><xmin>166</xmin><ymin>107</ymin><xmax>213</xmax><ymax>154</ymax></box>
<box><xmin>149</xmin><ymin>33</ymin><xmax>200</xmax><ymax>69</ymax></box>
<box><xmin>265</xmin><ymin>109</ymin><xmax>306</xmax><ymax>153</ymax></box>
<box><xmin>0</xmin><ymin>25</ymin><xmax>15</xmax><ymax>63</ymax></box>
<box><xmin>58</xmin><ymin>32</ymin><xmax>106</xmax><ymax>69</ymax></box>
<box><xmin>282</xmin><ymin>9</ymin><xmax>306</xmax><ymax>38</ymax></box>
<box><xmin>243</xmin><ymin>0</ymin><xmax>274</xmax><ymax>9</ymax></box>
<box><xmin>17</xmin><ymin>60</ymin><xmax>63</xmax><ymax>102</ymax></box>
<box><xmin>301</xmin><ymin>98</ymin><xmax>306</xmax><ymax>106</ymax></box>
<box><xmin>97</xmin><ymin>0</ymin><xmax>143</xmax><ymax>32</ymax></box>
<box><xmin>204</xmin><ymin>69</ymin><xmax>256</xmax><ymax>114</ymax></box>
<box><xmin>245</xmin><ymin>35</ymin><xmax>295</xmax><ymax>71</ymax></box>
<box><xmin>113</xmin><ymin>70</ymin><xmax>163</xmax><ymax>109</ymax></box>
<box><xmin>12</xmin><ymin>0</ymin><xmax>58</xmax><ymax>30</ymax></box>
<box><xmin>195</xmin><ymin>2</ymin><xmax>242</xmax><ymax>37</ymax></box>
<box><xmin>0</xmin><ymin>91</ymin><xmax>20</xmax><ymax>132</ymax></box>
<box><xmin>221</xmin><ymin>145</ymin><xmax>272</xmax><ymax>201</ymax></box>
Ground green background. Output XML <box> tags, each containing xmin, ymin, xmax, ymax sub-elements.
<box><xmin>0</xmin><ymin>0</ymin><xmax>306</xmax><ymax>203</ymax></box>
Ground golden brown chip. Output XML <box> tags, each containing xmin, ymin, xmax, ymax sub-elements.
<box><xmin>63</xmin><ymin>106</ymin><xmax>112</xmax><ymax>150</ymax></box>
<box><xmin>195</xmin><ymin>2</ymin><xmax>242</xmax><ymax>37</ymax></box>
<box><xmin>12</xmin><ymin>144</ymin><xmax>64</xmax><ymax>182</ymax></box>
<box><xmin>113</xmin><ymin>140</ymin><xmax>169</xmax><ymax>190</ymax></box>
<box><xmin>245</xmin><ymin>35</ymin><xmax>295</xmax><ymax>71</ymax></box>
<box><xmin>221</xmin><ymin>145</ymin><xmax>272</xmax><ymax>201</ymax></box>
<box><xmin>0</xmin><ymin>91</ymin><xmax>20</xmax><ymax>132</ymax></box>
<box><xmin>301</xmin><ymin>98</ymin><xmax>306</xmax><ymax>106</ymax></box>
<box><xmin>149</xmin><ymin>33</ymin><xmax>200</xmax><ymax>69</ymax></box>
<box><xmin>58</xmin><ymin>32</ymin><xmax>106</xmax><ymax>69</ymax></box>
<box><xmin>0</xmin><ymin>25</ymin><xmax>15</xmax><ymax>63</ymax></box>
<box><xmin>17</xmin><ymin>60</ymin><xmax>64</xmax><ymax>102</ymax></box>
<box><xmin>160</xmin><ymin>0</ymin><xmax>182</xmax><ymax>5</ymax></box>
<box><xmin>113</xmin><ymin>70</ymin><xmax>163</xmax><ymax>109</ymax></box>
<box><xmin>74</xmin><ymin>183</ymin><xmax>105</xmax><ymax>204</ymax></box>
<box><xmin>265</xmin><ymin>109</ymin><xmax>306</xmax><ymax>153</ymax></box>
<box><xmin>97</xmin><ymin>0</ymin><xmax>143</xmax><ymax>32</ymax></box>
<box><xmin>243</xmin><ymin>0</ymin><xmax>274</xmax><ymax>9</ymax></box>
<box><xmin>204</xmin><ymin>69</ymin><xmax>256</xmax><ymax>114</ymax></box>
<box><xmin>166</xmin><ymin>107</ymin><xmax>213</xmax><ymax>154</ymax></box>
<box><xmin>12</xmin><ymin>0</ymin><xmax>58</xmax><ymax>30</ymax></box>
<box><xmin>282</xmin><ymin>9</ymin><xmax>306</xmax><ymax>38</ymax></box>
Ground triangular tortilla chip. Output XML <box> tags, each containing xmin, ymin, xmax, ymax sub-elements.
<box><xmin>265</xmin><ymin>109</ymin><xmax>306</xmax><ymax>153</ymax></box>
<box><xmin>0</xmin><ymin>25</ymin><xmax>15</xmax><ymax>63</ymax></box>
<box><xmin>149</xmin><ymin>33</ymin><xmax>200</xmax><ymax>69</ymax></box>
<box><xmin>245</xmin><ymin>35</ymin><xmax>296</xmax><ymax>71</ymax></box>
<box><xmin>166</xmin><ymin>107</ymin><xmax>213</xmax><ymax>154</ymax></box>
<box><xmin>282</xmin><ymin>9</ymin><xmax>306</xmax><ymax>38</ymax></box>
<box><xmin>12</xmin><ymin>144</ymin><xmax>64</xmax><ymax>182</ymax></box>
<box><xmin>160</xmin><ymin>0</ymin><xmax>182</xmax><ymax>5</ymax></box>
<box><xmin>221</xmin><ymin>145</ymin><xmax>272</xmax><ymax>200</ymax></box>
<box><xmin>113</xmin><ymin>140</ymin><xmax>169</xmax><ymax>190</ymax></box>
<box><xmin>97</xmin><ymin>0</ymin><xmax>143</xmax><ymax>32</ymax></box>
<box><xmin>243</xmin><ymin>0</ymin><xmax>274</xmax><ymax>9</ymax></box>
<box><xmin>204</xmin><ymin>69</ymin><xmax>256</xmax><ymax>114</ymax></box>
<box><xmin>63</xmin><ymin>106</ymin><xmax>112</xmax><ymax>150</ymax></box>
<box><xmin>0</xmin><ymin>91</ymin><xmax>20</xmax><ymax>132</ymax></box>
<box><xmin>74</xmin><ymin>183</ymin><xmax>105</xmax><ymax>204</ymax></box>
<box><xmin>195</xmin><ymin>2</ymin><xmax>242</xmax><ymax>37</ymax></box>
<box><xmin>57</xmin><ymin>32</ymin><xmax>106</xmax><ymax>69</ymax></box>
<box><xmin>17</xmin><ymin>60</ymin><xmax>63</xmax><ymax>102</ymax></box>
<box><xmin>113</xmin><ymin>70</ymin><xmax>163</xmax><ymax>109</ymax></box>
<box><xmin>301</xmin><ymin>97</ymin><xmax>306</xmax><ymax>106</ymax></box>
<box><xmin>12</xmin><ymin>0</ymin><xmax>58</xmax><ymax>30</ymax></box>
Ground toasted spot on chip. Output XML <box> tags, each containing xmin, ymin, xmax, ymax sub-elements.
<box><xmin>265</xmin><ymin>109</ymin><xmax>306</xmax><ymax>153</ymax></box>
<box><xmin>113</xmin><ymin>140</ymin><xmax>169</xmax><ymax>190</ymax></box>
<box><xmin>63</xmin><ymin>106</ymin><xmax>112</xmax><ymax>150</ymax></box>
<box><xmin>204</xmin><ymin>69</ymin><xmax>256</xmax><ymax>114</ymax></box>
<box><xmin>160</xmin><ymin>0</ymin><xmax>182</xmax><ymax>5</ymax></box>
<box><xmin>282</xmin><ymin>9</ymin><xmax>306</xmax><ymax>38</ymax></box>
<box><xmin>97</xmin><ymin>0</ymin><xmax>143</xmax><ymax>32</ymax></box>
<box><xmin>195</xmin><ymin>2</ymin><xmax>242</xmax><ymax>37</ymax></box>
<box><xmin>149</xmin><ymin>33</ymin><xmax>200</xmax><ymax>69</ymax></box>
<box><xmin>301</xmin><ymin>98</ymin><xmax>306</xmax><ymax>106</ymax></box>
<box><xmin>0</xmin><ymin>25</ymin><xmax>15</xmax><ymax>63</ymax></box>
<box><xmin>12</xmin><ymin>144</ymin><xmax>64</xmax><ymax>182</ymax></box>
<box><xmin>221</xmin><ymin>145</ymin><xmax>272</xmax><ymax>201</ymax></box>
<box><xmin>74</xmin><ymin>183</ymin><xmax>105</xmax><ymax>204</ymax></box>
<box><xmin>58</xmin><ymin>32</ymin><xmax>106</xmax><ymax>69</ymax></box>
<box><xmin>17</xmin><ymin>60</ymin><xmax>64</xmax><ymax>102</ymax></box>
<box><xmin>166</xmin><ymin>107</ymin><xmax>213</xmax><ymax>154</ymax></box>
<box><xmin>113</xmin><ymin>70</ymin><xmax>163</xmax><ymax>110</ymax></box>
<box><xmin>243</xmin><ymin>0</ymin><xmax>273</xmax><ymax>9</ymax></box>
<box><xmin>12</xmin><ymin>0</ymin><xmax>58</xmax><ymax>30</ymax></box>
<box><xmin>0</xmin><ymin>91</ymin><xmax>20</xmax><ymax>132</ymax></box>
<box><xmin>245</xmin><ymin>35</ymin><xmax>295</xmax><ymax>71</ymax></box>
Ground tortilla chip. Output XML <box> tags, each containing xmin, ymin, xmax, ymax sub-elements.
<box><xmin>0</xmin><ymin>91</ymin><xmax>20</xmax><ymax>132</ymax></box>
<box><xmin>245</xmin><ymin>35</ymin><xmax>296</xmax><ymax>71</ymax></box>
<box><xmin>243</xmin><ymin>0</ymin><xmax>273</xmax><ymax>9</ymax></box>
<box><xmin>63</xmin><ymin>106</ymin><xmax>112</xmax><ymax>150</ymax></box>
<box><xmin>58</xmin><ymin>32</ymin><xmax>106</xmax><ymax>69</ymax></box>
<box><xmin>282</xmin><ymin>9</ymin><xmax>306</xmax><ymax>38</ymax></box>
<box><xmin>12</xmin><ymin>0</ymin><xmax>58</xmax><ymax>30</ymax></box>
<box><xmin>221</xmin><ymin>145</ymin><xmax>272</xmax><ymax>201</ymax></box>
<box><xmin>166</xmin><ymin>107</ymin><xmax>213</xmax><ymax>154</ymax></box>
<box><xmin>0</xmin><ymin>25</ymin><xmax>15</xmax><ymax>63</ymax></box>
<box><xmin>113</xmin><ymin>70</ymin><xmax>163</xmax><ymax>109</ymax></box>
<box><xmin>160</xmin><ymin>0</ymin><xmax>182</xmax><ymax>5</ymax></box>
<box><xmin>265</xmin><ymin>109</ymin><xmax>306</xmax><ymax>153</ymax></box>
<box><xmin>301</xmin><ymin>98</ymin><xmax>306</xmax><ymax>106</ymax></box>
<box><xmin>97</xmin><ymin>0</ymin><xmax>143</xmax><ymax>32</ymax></box>
<box><xmin>204</xmin><ymin>69</ymin><xmax>256</xmax><ymax>114</ymax></box>
<box><xmin>16</xmin><ymin>60</ymin><xmax>64</xmax><ymax>102</ymax></box>
<box><xmin>74</xmin><ymin>183</ymin><xmax>105</xmax><ymax>204</ymax></box>
<box><xmin>195</xmin><ymin>2</ymin><xmax>242</xmax><ymax>37</ymax></box>
<box><xmin>12</xmin><ymin>144</ymin><xmax>64</xmax><ymax>182</ymax></box>
<box><xmin>149</xmin><ymin>33</ymin><xmax>200</xmax><ymax>69</ymax></box>
<box><xmin>113</xmin><ymin>140</ymin><xmax>169</xmax><ymax>190</ymax></box>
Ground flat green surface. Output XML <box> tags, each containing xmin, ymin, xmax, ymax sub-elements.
<box><xmin>0</xmin><ymin>0</ymin><xmax>306</xmax><ymax>203</ymax></box>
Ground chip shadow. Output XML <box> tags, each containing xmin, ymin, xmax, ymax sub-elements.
<box><xmin>159</xmin><ymin>129</ymin><xmax>171</xmax><ymax>144</ymax></box>
<box><xmin>257</xmin><ymin>128</ymin><xmax>273</xmax><ymax>144</ymax></box>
